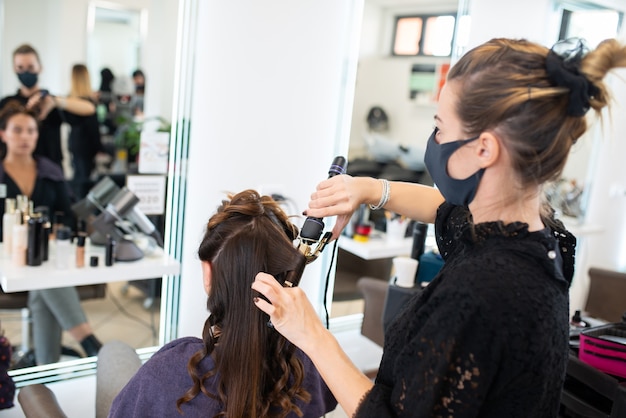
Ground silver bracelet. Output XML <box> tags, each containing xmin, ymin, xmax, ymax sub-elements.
<box><xmin>369</xmin><ymin>179</ymin><xmax>390</xmax><ymax>210</ymax></box>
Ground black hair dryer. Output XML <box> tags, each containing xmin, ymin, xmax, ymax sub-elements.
<box><xmin>297</xmin><ymin>156</ymin><xmax>347</xmax><ymax>264</ymax></box>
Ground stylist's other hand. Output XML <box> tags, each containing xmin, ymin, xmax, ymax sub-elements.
<box><xmin>305</xmin><ymin>174</ymin><xmax>361</xmax><ymax>240</ymax></box>
<box><xmin>25</xmin><ymin>91</ymin><xmax>43</xmax><ymax>110</ymax></box>
<box><xmin>37</xmin><ymin>94</ymin><xmax>56</xmax><ymax>120</ymax></box>
<box><xmin>252</xmin><ymin>272</ymin><xmax>326</xmax><ymax>353</ymax></box>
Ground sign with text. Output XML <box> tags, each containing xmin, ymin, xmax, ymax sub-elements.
<box><xmin>126</xmin><ymin>175</ymin><xmax>167</xmax><ymax>215</ymax></box>
<box><xmin>138</xmin><ymin>131</ymin><xmax>170</xmax><ymax>174</ymax></box>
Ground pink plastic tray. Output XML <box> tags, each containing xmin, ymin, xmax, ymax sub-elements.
<box><xmin>579</xmin><ymin>323</ymin><xmax>626</xmax><ymax>378</ymax></box>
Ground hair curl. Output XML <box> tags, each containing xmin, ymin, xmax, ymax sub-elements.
<box><xmin>176</xmin><ymin>190</ymin><xmax>309</xmax><ymax>418</ymax></box>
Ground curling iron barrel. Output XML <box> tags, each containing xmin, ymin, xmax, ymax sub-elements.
<box><xmin>297</xmin><ymin>156</ymin><xmax>347</xmax><ymax>264</ymax></box>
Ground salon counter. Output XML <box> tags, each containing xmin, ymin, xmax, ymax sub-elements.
<box><xmin>338</xmin><ymin>233</ymin><xmax>414</xmax><ymax>260</ymax></box>
<box><xmin>338</xmin><ymin>232</ymin><xmax>436</xmax><ymax>261</ymax></box>
<box><xmin>0</xmin><ymin>242</ymin><xmax>180</xmax><ymax>293</ymax></box>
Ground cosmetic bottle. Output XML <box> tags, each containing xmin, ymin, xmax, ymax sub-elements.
<box><xmin>105</xmin><ymin>234</ymin><xmax>116</xmax><ymax>266</ymax></box>
<box><xmin>51</xmin><ymin>211</ymin><xmax>64</xmax><ymax>241</ymax></box>
<box><xmin>11</xmin><ymin>210</ymin><xmax>27</xmax><ymax>267</ymax></box>
<box><xmin>16</xmin><ymin>195</ymin><xmax>28</xmax><ymax>214</ymax></box>
<box><xmin>410</xmin><ymin>222</ymin><xmax>428</xmax><ymax>261</ymax></box>
<box><xmin>76</xmin><ymin>235</ymin><xmax>86</xmax><ymax>268</ymax></box>
<box><xmin>55</xmin><ymin>226</ymin><xmax>72</xmax><ymax>269</ymax></box>
<box><xmin>3</xmin><ymin>198</ymin><xmax>16</xmax><ymax>258</ymax></box>
<box><xmin>34</xmin><ymin>206</ymin><xmax>51</xmax><ymax>261</ymax></box>
<box><xmin>27</xmin><ymin>213</ymin><xmax>44</xmax><ymax>266</ymax></box>
<box><xmin>570</xmin><ymin>310</ymin><xmax>588</xmax><ymax>330</ymax></box>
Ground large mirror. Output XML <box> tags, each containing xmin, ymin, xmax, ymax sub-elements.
<box><xmin>331</xmin><ymin>0</ymin><xmax>461</xmax><ymax>322</ymax></box>
<box><xmin>0</xmin><ymin>0</ymin><xmax>183</xmax><ymax>385</ymax></box>
<box><xmin>331</xmin><ymin>0</ymin><xmax>625</xmax><ymax>323</ymax></box>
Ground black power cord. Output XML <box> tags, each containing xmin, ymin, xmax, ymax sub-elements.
<box><xmin>322</xmin><ymin>239</ymin><xmax>339</xmax><ymax>329</ymax></box>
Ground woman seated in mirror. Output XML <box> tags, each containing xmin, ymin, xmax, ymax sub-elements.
<box><xmin>110</xmin><ymin>190</ymin><xmax>337</xmax><ymax>417</ymax></box>
<box><xmin>0</xmin><ymin>102</ymin><xmax>103</xmax><ymax>365</ymax></box>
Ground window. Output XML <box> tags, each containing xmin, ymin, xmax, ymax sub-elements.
<box><xmin>558</xmin><ymin>3</ymin><xmax>623</xmax><ymax>47</ymax></box>
<box><xmin>392</xmin><ymin>13</ymin><xmax>456</xmax><ymax>57</ymax></box>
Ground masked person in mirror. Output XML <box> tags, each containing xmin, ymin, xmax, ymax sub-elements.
<box><xmin>110</xmin><ymin>190</ymin><xmax>337</xmax><ymax>417</ymax></box>
<box><xmin>253</xmin><ymin>37</ymin><xmax>626</xmax><ymax>417</ymax></box>
<box><xmin>0</xmin><ymin>44</ymin><xmax>96</xmax><ymax>170</ymax></box>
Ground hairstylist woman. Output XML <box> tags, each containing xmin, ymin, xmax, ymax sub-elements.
<box><xmin>253</xmin><ymin>37</ymin><xmax>626</xmax><ymax>417</ymax></box>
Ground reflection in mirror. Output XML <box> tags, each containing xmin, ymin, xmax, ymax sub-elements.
<box><xmin>0</xmin><ymin>0</ymin><xmax>186</xmax><ymax>387</ymax></box>
<box><xmin>547</xmin><ymin>1</ymin><xmax>623</xmax><ymax>222</ymax></box>
<box><xmin>332</xmin><ymin>0</ymin><xmax>625</xmax><ymax>324</ymax></box>
<box><xmin>331</xmin><ymin>0</ymin><xmax>459</xmax><ymax>322</ymax></box>
<box><xmin>86</xmin><ymin>4</ymin><xmax>146</xmax><ymax>87</ymax></box>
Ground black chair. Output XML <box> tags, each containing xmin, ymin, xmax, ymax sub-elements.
<box><xmin>585</xmin><ymin>267</ymin><xmax>626</xmax><ymax>323</ymax></box>
<box><xmin>560</xmin><ymin>352</ymin><xmax>626</xmax><ymax>417</ymax></box>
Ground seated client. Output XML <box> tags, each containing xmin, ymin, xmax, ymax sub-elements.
<box><xmin>110</xmin><ymin>190</ymin><xmax>337</xmax><ymax>417</ymax></box>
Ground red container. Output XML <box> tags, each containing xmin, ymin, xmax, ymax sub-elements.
<box><xmin>579</xmin><ymin>323</ymin><xmax>626</xmax><ymax>378</ymax></box>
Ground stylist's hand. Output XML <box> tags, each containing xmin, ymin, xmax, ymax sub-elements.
<box><xmin>252</xmin><ymin>272</ymin><xmax>327</xmax><ymax>354</ymax></box>
<box><xmin>305</xmin><ymin>174</ymin><xmax>365</xmax><ymax>240</ymax></box>
<box><xmin>26</xmin><ymin>91</ymin><xmax>54</xmax><ymax>120</ymax></box>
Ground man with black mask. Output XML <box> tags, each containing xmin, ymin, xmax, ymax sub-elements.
<box><xmin>0</xmin><ymin>44</ymin><xmax>96</xmax><ymax>169</ymax></box>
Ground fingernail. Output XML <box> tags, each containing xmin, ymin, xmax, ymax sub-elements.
<box><xmin>253</xmin><ymin>297</ymin><xmax>259</xmax><ymax>303</ymax></box>
<box><xmin>302</xmin><ymin>211</ymin><xmax>307</xmax><ymax>216</ymax></box>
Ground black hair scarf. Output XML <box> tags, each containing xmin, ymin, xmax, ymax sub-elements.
<box><xmin>545</xmin><ymin>38</ymin><xmax>599</xmax><ymax>117</ymax></box>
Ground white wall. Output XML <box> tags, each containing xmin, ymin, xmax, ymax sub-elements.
<box><xmin>176</xmin><ymin>0</ymin><xmax>358</xmax><ymax>338</ymax></box>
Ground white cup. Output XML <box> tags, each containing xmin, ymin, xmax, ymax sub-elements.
<box><xmin>386</xmin><ymin>219</ymin><xmax>407</xmax><ymax>241</ymax></box>
<box><xmin>392</xmin><ymin>256</ymin><xmax>418</xmax><ymax>288</ymax></box>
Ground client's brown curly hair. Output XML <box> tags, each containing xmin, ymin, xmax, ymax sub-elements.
<box><xmin>176</xmin><ymin>190</ymin><xmax>310</xmax><ymax>417</ymax></box>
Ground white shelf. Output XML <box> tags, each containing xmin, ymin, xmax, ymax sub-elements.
<box><xmin>338</xmin><ymin>233</ymin><xmax>414</xmax><ymax>260</ymax></box>
<box><xmin>0</xmin><ymin>242</ymin><xmax>180</xmax><ymax>293</ymax></box>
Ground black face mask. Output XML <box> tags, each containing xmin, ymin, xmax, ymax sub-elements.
<box><xmin>17</xmin><ymin>71</ymin><xmax>38</xmax><ymax>88</ymax></box>
<box><xmin>424</xmin><ymin>128</ymin><xmax>485</xmax><ymax>206</ymax></box>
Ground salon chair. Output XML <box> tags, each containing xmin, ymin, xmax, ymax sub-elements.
<box><xmin>560</xmin><ymin>352</ymin><xmax>626</xmax><ymax>417</ymax></box>
<box><xmin>356</xmin><ymin>277</ymin><xmax>387</xmax><ymax>348</ymax></box>
<box><xmin>585</xmin><ymin>267</ymin><xmax>626</xmax><ymax>323</ymax></box>
<box><xmin>17</xmin><ymin>340</ymin><xmax>142</xmax><ymax>418</ymax></box>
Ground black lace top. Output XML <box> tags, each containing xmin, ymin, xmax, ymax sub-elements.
<box><xmin>355</xmin><ymin>203</ymin><xmax>576</xmax><ymax>417</ymax></box>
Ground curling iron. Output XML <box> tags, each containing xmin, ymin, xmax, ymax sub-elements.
<box><xmin>296</xmin><ymin>156</ymin><xmax>347</xmax><ymax>264</ymax></box>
